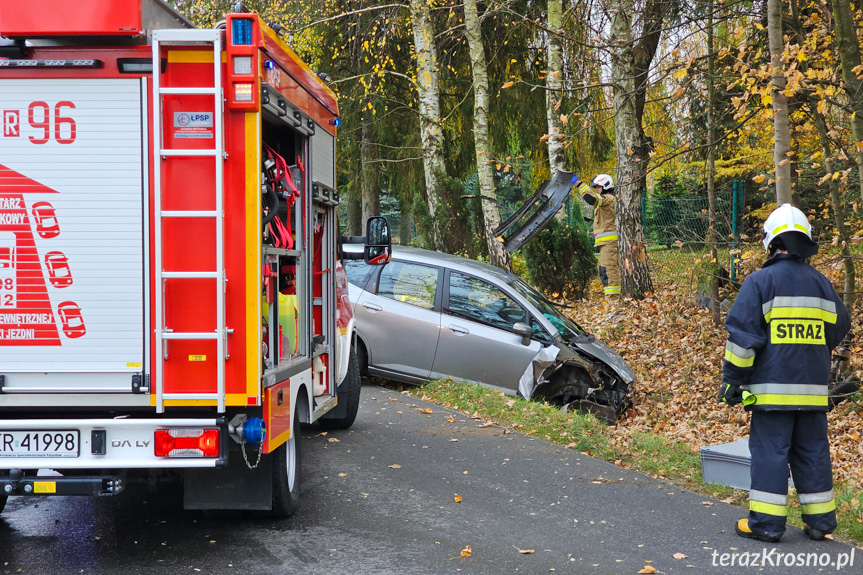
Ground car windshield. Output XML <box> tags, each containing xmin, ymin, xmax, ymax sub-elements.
<box><xmin>510</xmin><ymin>279</ymin><xmax>589</xmax><ymax>342</ymax></box>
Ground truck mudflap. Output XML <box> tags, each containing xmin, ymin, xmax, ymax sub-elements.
<box><xmin>1</xmin><ymin>470</ymin><xmax>124</xmax><ymax>497</ymax></box>
<box><xmin>0</xmin><ymin>418</ymin><xmax>228</xmax><ymax>469</ymax></box>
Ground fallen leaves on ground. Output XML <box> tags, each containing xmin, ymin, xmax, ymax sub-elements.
<box><xmin>514</xmin><ymin>546</ymin><xmax>535</xmax><ymax>554</ymax></box>
<box><xmin>638</xmin><ymin>566</ymin><xmax>657</xmax><ymax>574</ymax></box>
<box><xmin>454</xmin><ymin>494</ymin><xmax>463</xmax><ymax>503</ymax></box>
<box><xmin>389</xmin><ymin>464</ymin><xmax>402</xmax><ymax>469</ymax></box>
<box><xmin>419</xmin><ymin>407</ymin><xmax>433</xmax><ymax>414</ymax></box>
<box><xmin>461</xmin><ymin>546</ymin><xmax>472</xmax><ymax>557</ymax></box>
<box><xmin>672</xmin><ymin>552</ymin><xmax>687</xmax><ymax>559</ymax></box>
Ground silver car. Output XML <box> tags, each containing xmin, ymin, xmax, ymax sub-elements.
<box><xmin>343</xmin><ymin>245</ymin><xmax>635</xmax><ymax>421</ymax></box>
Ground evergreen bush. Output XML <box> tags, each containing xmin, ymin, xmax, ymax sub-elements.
<box><xmin>521</xmin><ymin>217</ymin><xmax>597</xmax><ymax>300</ymax></box>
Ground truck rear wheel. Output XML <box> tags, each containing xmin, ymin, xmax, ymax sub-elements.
<box><xmin>318</xmin><ymin>349</ymin><xmax>361</xmax><ymax>430</ymax></box>
<box><xmin>269</xmin><ymin>407</ymin><xmax>301</xmax><ymax>518</ymax></box>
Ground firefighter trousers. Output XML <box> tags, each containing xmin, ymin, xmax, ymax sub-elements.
<box><xmin>598</xmin><ymin>241</ymin><xmax>620</xmax><ymax>296</ymax></box>
<box><xmin>748</xmin><ymin>410</ymin><xmax>836</xmax><ymax>540</ymax></box>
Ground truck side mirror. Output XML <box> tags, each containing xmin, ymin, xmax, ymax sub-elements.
<box><xmin>364</xmin><ymin>216</ymin><xmax>391</xmax><ymax>265</ymax></box>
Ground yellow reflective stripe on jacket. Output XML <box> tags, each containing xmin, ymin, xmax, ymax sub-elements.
<box><xmin>604</xmin><ymin>285</ymin><xmax>621</xmax><ymax>295</ymax></box>
<box><xmin>762</xmin><ymin>296</ymin><xmax>837</xmax><ymax>324</ymax></box>
<box><xmin>746</xmin><ymin>383</ymin><xmax>826</xmax><ymax>396</ymax></box>
<box><xmin>725</xmin><ymin>349</ymin><xmax>754</xmax><ymax>367</ymax></box>
<box><xmin>751</xmin><ymin>394</ymin><xmax>828</xmax><ymax>407</ymax></box>
<box><xmin>725</xmin><ymin>341</ymin><xmax>755</xmax><ymax>367</ymax></box>
<box><xmin>801</xmin><ymin>500</ymin><xmax>836</xmax><ymax>515</ymax></box>
<box><xmin>750</xmin><ymin>500</ymin><xmax>788</xmax><ymax>516</ymax></box>
<box><xmin>765</xmin><ymin>307</ymin><xmax>837</xmax><ymax>324</ymax></box>
<box><xmin>594</xmin><ymin>231</ymin><xmax>618</xmax><ymax>244</ymax></box>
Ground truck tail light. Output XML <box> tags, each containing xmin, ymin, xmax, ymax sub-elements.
<box><xmin>234</xmin><ymin>83</ymin><xmax>253</xmax><ymax>102</ymax></box>
<box><xmin>154</xmin><ymin>429</ymin><xmax>220</xmax><ymax>457</ymax></box>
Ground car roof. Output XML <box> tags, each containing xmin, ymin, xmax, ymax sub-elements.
<box><xmin>343</xmin><ymin>244</ymin><xmax>519</xmax><ymax>285</ymax></box>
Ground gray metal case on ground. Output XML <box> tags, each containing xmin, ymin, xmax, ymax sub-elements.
<box><xmin>700</xmin><ymin>438</ymin><xmax>752</xmax><ymax>491</ymax></box>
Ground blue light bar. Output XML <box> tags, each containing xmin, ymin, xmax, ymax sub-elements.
<box><xmin>231</xmin><ymin>19</ymin><xmax>253</xmax><ymax>45</ymax></box>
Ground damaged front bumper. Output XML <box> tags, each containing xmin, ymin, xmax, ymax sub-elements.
<box><xmin>519</xmin><ymin>340</ymin><xmax>635</xmax><ymax>423</ymax></box>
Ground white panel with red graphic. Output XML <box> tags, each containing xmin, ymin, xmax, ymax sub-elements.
<box><xmin>0</xmin><ymin>79</ymin><xmax>144</xmax><ymax>387</ymax></box>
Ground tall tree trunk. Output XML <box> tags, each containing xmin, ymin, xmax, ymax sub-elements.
<box><xmin>767</xmin><ymin>0</ymin><xmax>793</xmax><ymax>205</ymax></box>
<box><xmin>706</xmin><ymin>0</ymin><xmax>720</xmax><ymax>324</ymax></box>
<box><xmin>360</xmin><ymin>109</ymin><xmax>381</xmax><ymax>233</ymax></box>
<box><xmin>410</xmin><ymin>0</ymin><xmax>446</xmax><ymax>249</ymax></box>
<box><xmin>812</xmin><ymin>109</ymin><xmax>856</xmax><ymax>308</ymax></box>
<box><xmin>347</xmin><ymin>137</ymin><xmax>362</xmax><ymax>236</ymax></box>
<box><xmin>545</xmin><ymin>0</ymin><xmax>566</xmax><ymax>174</ymax></box>
<box><xmin>608</xmin><ymin>0</ymin><xmax>667</xmax><ymax>298</ymax></box>
<box><xmin>829</xmin><ymin>0</ymin><xmax>863</xmax><ymax>202</ymax></box>
<box><xmin>347</xmin><ymin>185</ymin><xmax>362</xmax><ymax>237</ymax></box>
<box><xmin>789</xmin><ymin>0</ymin><xmax>855</xmax><ymax>307</ymax></box>
<box><xmin>464</xmin><ymin>0</ymin><xmax>510</xmax><ymax>268</ymax></box>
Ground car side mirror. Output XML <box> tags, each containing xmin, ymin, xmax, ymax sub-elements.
<box><xmin>364</xmin><ymin>216</ymin><xmax>392</xmax><ymax>266</ymax></box>
<box><xmin>513</xmin><ymin>322</ymin><xmax>533</xmax><ymax>346</ymax></box>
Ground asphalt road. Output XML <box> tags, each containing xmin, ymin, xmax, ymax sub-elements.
<box><xmin>0</xmin><ymin>384</ymin><xmax>859</xmax><ymax>575</ymax></box>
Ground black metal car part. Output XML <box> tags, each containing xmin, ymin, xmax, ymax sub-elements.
<box><xmin>494</xmin><ymin>170</ymin><xmax>576</xmax><ymax>252</ymax></box>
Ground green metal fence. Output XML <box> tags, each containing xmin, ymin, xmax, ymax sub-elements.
<box><xmin>569</xmin><ymin>181</ymin><xmax>747</xmax><ymax>288</ymax></box>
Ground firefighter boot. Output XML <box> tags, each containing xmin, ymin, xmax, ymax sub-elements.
<box><xmin>803</xmin><ymin>525</ymin><xmax>828</xmax><ymax>541</ymax></box>
<box><xmin>736</xmin><ymin>518</ymin><xmax>781</xmax><ymax>543</ymax></box>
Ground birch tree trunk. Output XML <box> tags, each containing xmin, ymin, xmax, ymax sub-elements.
<box><xmin>545</xmin><ymin>0</ymin><xmax>566</xmax><ymax>174</ymax></box>
<box><xmin>829</xmin><ymin>0</ymin><xmax>863</xmax><ymax>203</ymax></box>
<box><xmin>767</xmin><ymin>0</ymin><xmax>792</xmax><ymax>205</ymax></box>
<box><xmin>360</xmin><ymin>109</ymin><xmax>381</xmax><ymax>233</ymax></box>
<box><xmin>608</xmin><ymin>0</ymin><xmax>665</xmax><ymax>298</ymax></box>
<box><xmin>464</xmin><ymin>0</ymin><xmax>510</xmax><ymax>268</ymax></box>
<box><xmin>410</xmin><ymin>0</ymin><xmax>446</xmax><ymax>249</ymax></box>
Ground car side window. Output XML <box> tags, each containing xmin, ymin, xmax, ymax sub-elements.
<box><xmin>377</xmin><ymin>261</ymin><xmax>438</xmax><ymax>309</ymax></box>
<box><xmin>446</xmin><ymin>272</ymin><xmax>527</xmax><ymax>331</ymax></box>
<box><xmin>343</xmin><ymin>259</ymin><xmax>374</xmax><ymax>289</ymax></box>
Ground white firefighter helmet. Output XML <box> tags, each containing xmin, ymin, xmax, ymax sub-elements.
<box><xmin>590</xmin><ymin>174</ymin><xmax>614</xmax><ymax>192</ymax></box>
<box><xmin>762</xmin><ymin>203</ymin><xmax>812</xmax><ymax>251</ymax></box>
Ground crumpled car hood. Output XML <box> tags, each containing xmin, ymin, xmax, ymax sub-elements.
<box><xmin>564</xmin><ymin>338</ymin><xmax>636</xmax><ymax>383</ymax></box>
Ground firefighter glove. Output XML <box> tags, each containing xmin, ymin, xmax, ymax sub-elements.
<box><xmin>571</xmin><ymin>175</ymin><xmax>582</xmax><ymax>186</ymax></box>
<box><xmin>719</xmin><ymin>382</ymin><xmax>743</xmax><ymax>406</ymax></box>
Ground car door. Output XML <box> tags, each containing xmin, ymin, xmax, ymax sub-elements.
<box><xmin>433</xmin><ymin>270</ymin><xmax>541</xmax><ymax>393</ymax></box>
<box><xmin>353</xmin><ymin>259</ymin><xmax>442</xmax><ymax>380</ymax></box>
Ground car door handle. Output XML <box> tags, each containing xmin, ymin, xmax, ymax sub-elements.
<box><xmin>448</xmin><ymin>325</ymin><xmax>469</xmax><ymax>335</ymax></box>
<box><xmin>362</xmin><ymin>303</ymin><xmax>383</xmax><ymax>312</ymax></box>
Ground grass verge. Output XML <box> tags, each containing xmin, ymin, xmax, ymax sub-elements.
<box><xmin>383</xmin><ymin>378</ymin><xmax>863</xmax><ymax>545</ymax></box>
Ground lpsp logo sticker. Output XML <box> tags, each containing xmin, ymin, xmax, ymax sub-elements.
<box><xmin>174</xmin><ymin>112</ymin><xmax>213</xmax><ymax>127</ymax></box>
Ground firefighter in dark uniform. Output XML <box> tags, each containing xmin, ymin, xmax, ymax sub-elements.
<box><xmin>720</xmin><ymin>203</ymin><xmax>850</xmax><ymax>543</ymax></box>
<box><xmin>571</xmin><ymin>174</ymin><xmax>619</xmax><ymax>296</ymax></box>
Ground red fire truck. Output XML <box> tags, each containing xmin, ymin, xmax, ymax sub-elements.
<box><xmin>0</xmin><ymin>0</ymin><xmax>389</xmax><ymax>516</ymax></box>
